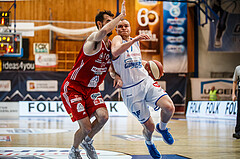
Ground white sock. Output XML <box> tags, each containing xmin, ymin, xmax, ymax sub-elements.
<box><xmin>145</xmin><ymin>140</ymin><xmax>154</xmax><ymax>145</ymax></box>
<box><xmin>71</xmin><ymin>146</ymin><xmax>79</xmax><ymax>151</ymax></box>
<box><xmin>85</xmin><ymin>136</ymin><xmax>92</xmax><ymax>142</ymax></box>
<box><xmin>160</xmin><ymin>121</ymin><xmax>167</xmax><ymax>130</ymax></box>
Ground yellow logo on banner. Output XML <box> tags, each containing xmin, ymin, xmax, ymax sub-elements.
<box><xmin>0</xmin><ymin>60</ymin><xmax>2</xmax><ymax>72</ymax></box>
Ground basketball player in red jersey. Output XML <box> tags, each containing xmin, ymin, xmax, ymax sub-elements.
<box><xmin>60</xmin><ymin>1</ymin><xmax>126</xmax><ymax>159</ymax></box>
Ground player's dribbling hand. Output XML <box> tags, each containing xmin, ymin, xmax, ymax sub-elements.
<box><xmin>113</xmin><ymin>75</ymin><xmax>123</xmax><ymax>88</ymax></box>
<box><xmin>121</xmin><ymin>0</ymin><xmax>126</xmax><ymax>17</ymax></box>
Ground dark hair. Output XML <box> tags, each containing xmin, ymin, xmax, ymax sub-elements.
<box><xmin>95</xmin><ymin>10</ymin><xmax>114</xmax><ymax>29</ymax></box>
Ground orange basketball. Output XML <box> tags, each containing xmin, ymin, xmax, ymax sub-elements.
<box><xmin>144</xmin><ymin>60</ymin><xmax>164</xmax><ymax>80</ymax></box>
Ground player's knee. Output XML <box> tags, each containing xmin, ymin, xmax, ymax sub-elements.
<box><xmin>98</xmin><ymin>113</ymin><xmax>109</xmax><ymax>125</ymax></box>
<box><xmin>147</xmin><ymin>123</ymin><xmax>155</xmax><ymax>133</ymax></box>
<box><xmin>82</xmin><ymin>126</ymin><xmax>92</xmax><ymax>135</ymax></box>
<box><xmin>143</xmin><ymin>119</ymin><xmax>155</xmax><ymax>133</ymax></box>
<box><xmin>164</xmin><ymin>102</ymin><xmax>175</xmax><ymax>114</ymax></box>
<box><xmin>168</xmin><ymin>102</ymin><xmax>175</xmax><ymax>114</ymax></box>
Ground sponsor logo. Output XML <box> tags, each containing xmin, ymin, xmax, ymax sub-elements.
<box><xmin>153</xmin><ymin>82</ymin><xmax>160</xmax><ymax>88</ymax></box>
<box><xmin>138</xmin><ymin>30</ymin><xmax>158</xmax><ymax>42</ymax></box>
<box><xmin>91</xmin><ymin>92</ymin><xmax>101</xmax><ymax>100</ymax></box>
<box><xmin>91</xmin><ymin>66</ymin><xmax>107</xmax><ymax>75</ymax></box>
<box><xmin>70</xmin><ymin>95</ymin><xmax>82</xmax><ymax>103</ymax></box>
<box><xmin>187</xmin><ymin>101</ymin><xmax>237</xmax><ymax>119</ymax></box>
<box><xmin>34</xmin><ymin>43</ymin><xmax>49</xmax><ymax>54</ymax></box>
<box><xmin>77</xmin><ymin>103</ymin><xmax>85</xmax><ymax>112</ymax></box>
<box><xmin>0</xmin><ymin>128</ymin><xmax>70</xmax><ymax>134</ymax></box>
<box><xmin>0</xmin><ymin>147</ymin><xmax>132</xmax><ymax>158</ymax></box>
<box><xmin>167</xmin><ymin>26</ymin><xmax>184</xmax><ymax>34</ymax></box>
<box><xmin>95</xmin><ymin>53</ymin><xmax>110</xmax><ymax>64</ymax></box>
<box><xmin>88</xmin><ymin>76</ymin><xmax>99</xmax><ymax>87</ymax></box>
<box><xmin>19</xmin><ymin>101</ymin><xmax>68</xmax><ymax>117</ymax></box>
<box><xmin>113</xmin><ymin>134</ymin><xmax>163</xmax><ymax>141</ymax></box>
<box><xmin>0</xmin><ymin>136</ymin><xmax>11</xmax><ymax>142</ymax></box>
<box><xmin>166</xmin><ymin>36</ymin><xmax>184</xmax><ymax>43</ymax></box>
<box><xmin>165</xmin><ymin>44</ymin><xmax>185</xmax><ymax>53</ymax></box>
<box><xmin>169</xmin><ymin>7</ymin><xmax>181</xmax><ymax>17</ymax></box>
<box><xmin>27</xmin><ymin>102</ymin><xmax>65</xmax><ymax>113</ymax></box>
<box><xmin>94</xmin><ymin>97</ymin><xmax>104</xmax><ymax>105</ymax></box>
<box><xmin>132</xmin><ymin>110</ymin><xmax>141</xmax><ymax>119</ymax></box>
<box><xmin>0</xmin><ymin>105</ymin><xmax>18</xmax><ymax>113</ymax></box>
<box><xmin>0</xmin><ymin>80</ymin><xmax>11</xmax><ymax>92</ymax></box>
<box><xmin>35</xmin><ymin>53</ymin><xmax>57</xmax><ymax>67</ymax></box>
<box><xmin>225</xmin><ymin>102</ymin><xmax>237</xmax><ymax>115</ymax></box>
<box><xmin>137</xmin><ymin>8</ymin><xmax>159</xmax><ymax>26</ymax></box>
<box><xmin>2</xmin><ymin>61</ymin><xmax>35</xmax><ymax>71</ymax></box>
<box><xmin>205</xmin><ymin>102</ymin><xmax>220</xmax><ymax>114</ymax></box>
<box><xmin>188</xmin><ymin>102</ymin><xmax>201</xmax><ymax>113</ymax></box>
<box><xmin>91</xmin><ymin>92</ymin><xmax>104</xmax><ymax>105</ymax></box>
<box><xmin>27</xmin><ymin>80</ymin><xmax>58</xmax><ymax>92</ymax></box>
<box><xmin>124</xmin><ymin>58</ymin><xmax>142</xmax><ymax>69</ymax></box>
<box><xmin>167</xmin><ymin>18</ymin><xmax>186</xmax><ymax>25</ymax></box>
<box><xmin>127</xmin><ymin>52</ymin><xmax>141</xmax><ymax>57</ymax></box>
<box><xmin>200</xmin><ymin>80</ymin><xmax>233</xmax><ymax>98</ymax></box>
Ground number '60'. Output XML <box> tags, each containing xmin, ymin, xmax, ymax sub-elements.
<box><xmin>137</xmin><ymin>8</ymin><xmax>159</xmax><ymax>27</ymax></box>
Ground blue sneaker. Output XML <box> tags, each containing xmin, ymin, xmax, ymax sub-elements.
<box><xmin>145</xmin><ymin>141</ymin><xmax>162</xmax><ymax>159</ymax></box>
<box><xmin>156</xmin><ymin>123</ymin><xmax>174</xmax><ymax>145</ymax></box>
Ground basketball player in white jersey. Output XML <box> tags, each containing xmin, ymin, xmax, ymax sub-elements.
<box><xmin>111</xmin><ymin>19</ymin><xmax>175</xmax><ymax>159</ymax></box>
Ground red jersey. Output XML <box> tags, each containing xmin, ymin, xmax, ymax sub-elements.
<box><xmin>66</xmin><ymin>40</ymin><xmax>112</xmax><ymax>88</ymax></box>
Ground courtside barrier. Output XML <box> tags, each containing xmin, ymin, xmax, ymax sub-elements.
<box><xmin>186</xmin><ymin>101</ymin><xmax>237</xmax><ymax>119</ymax></box>
<box><xmin>19</xmin><ymin>101</ymin><xmax>128</xmax><ymax>117</ymax></box>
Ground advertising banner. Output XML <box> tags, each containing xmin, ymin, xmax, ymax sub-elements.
<box><xmin>26</xmin><ymin>80</ymin><xmax>58</xmax><ymax>92</ymax></box>
<box><xmin>163</xmin><ymin>2</ymin><xmax>187</xmax><ymax>73</ymax></box>
<box><xmin>159</xmin><ymin>73</ymin><xmax>187</xmax><ymax>113</ymax></box>
<box><xmin>135</xmin><ymin>0</ymin><xmax>160</xmax><ymax>54</ymax></box>
<box><xmin>1</xmin><ymin>60</ymin><xmax>35</xmax><ymax>71</ymax></box>
<box><xmin>208</xmin><ymin>1</ymin><xmax>240</xmax><ymax>52</ymax></box>
<box><xmin>0</xmin><ymin>72</ymin><xmax>120</xmax><ymax>102</ymax></box>
<box><xmin>35</xmin><ymin>53</ymin><xmax>57</xmax><ymax>68</ymax></box>
<box><xmin>19</xmin><ymin>101</ymin><xmax>128</xmax><ymax>117</ymax></box>
<box><xmin>34</xmin><ymin>43</ymin><xmax>49</xmax><ymax>54</ymax></box>
<box><xmin>190</xmin><ymin>78</ymin><xmax>233</xmax><ymax>101</ymax></box>
<box><xmin>0</xmin><ymin>80</ymin><xmax>11</xmax><ymax>92</ymax></box>
<box><xmin>186</xmin><ymin>101</ymin><xmax>237</xmax><ymax>120</ymax></box>
<box><xmin>0</xmin><ymin>102</ymin><xmax>19</xmax><ymax>118</ymax></box>
<box><xmin>0</xmin><ymin>72</ymin><xmax>66</xmax><ymax>101</ymax></box>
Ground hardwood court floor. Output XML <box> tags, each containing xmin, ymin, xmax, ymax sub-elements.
<box><xmin>0</xmin><ymin>112</ymin><xmax>239</xmax><ymax>159</ymax></box>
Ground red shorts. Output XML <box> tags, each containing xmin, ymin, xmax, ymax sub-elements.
<box><xmin>60</xmin><ymin>79</ymin><xmax>106</xmax><ymax>122</ymax></box>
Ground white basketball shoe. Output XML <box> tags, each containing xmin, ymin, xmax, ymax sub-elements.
<box><xmin>80</xmin><ymin>139</ymin><xmax>98</xmax><ymax>159</ymax></box>
<box><xmin>68</xmin><ymin>146</ymin><xmax>82</xmax><ymax>159</ymax></box>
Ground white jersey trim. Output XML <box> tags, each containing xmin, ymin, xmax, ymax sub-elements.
<box><xmin>63</xmin><ymin>81</ymin><xmax>71</xmax><ymax>108</ymax></box>
<box><xmin>70</xmin><ymin>60</ymin><xmax>84</xmax><ymax>80</ymax></box>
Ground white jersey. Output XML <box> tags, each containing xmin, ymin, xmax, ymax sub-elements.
<box><xmin>233</xmin><ymin>65</ymin><xmax>240</xmax><ymax>82</ymax></box>
<box><xmin>112</xmin><ymin>39</ymin><xmax>148</xmax><ymax>88</ymax></box>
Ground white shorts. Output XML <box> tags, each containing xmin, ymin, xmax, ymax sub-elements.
<box><xmin>121</xmin><ymin>76</ymin><xmax>168</xmax><ymax>124</ymax></box>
